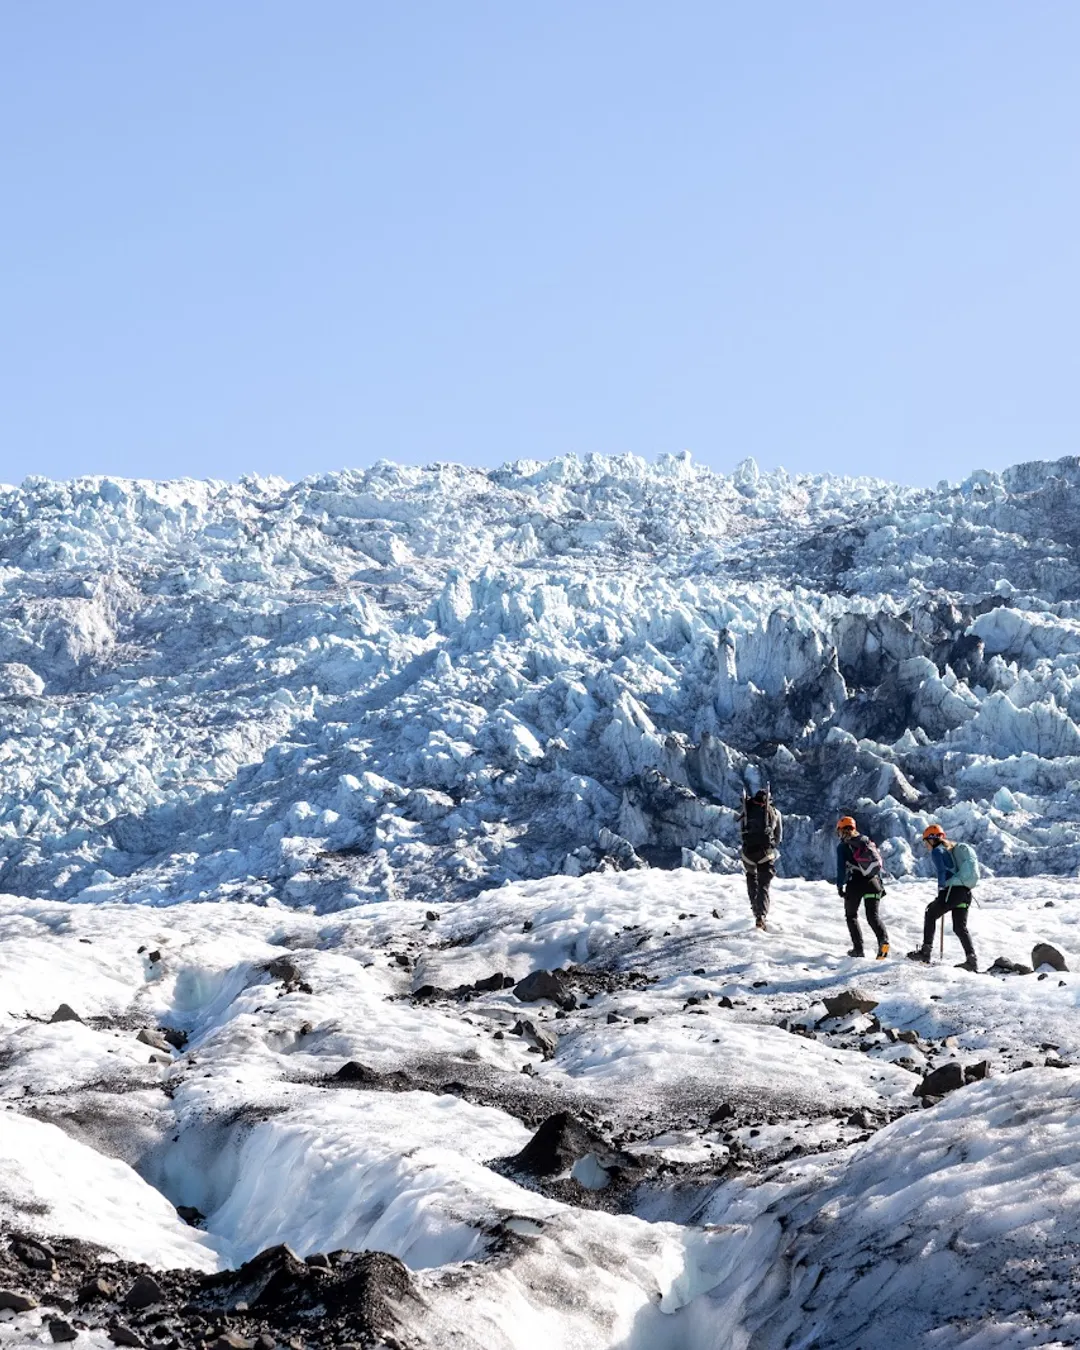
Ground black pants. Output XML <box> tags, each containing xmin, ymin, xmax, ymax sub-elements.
<box><xmin>922</xmin><ymin>887</ymin><xmax>975</xmax><ymax>959</ymax></box>
<box><xmin>843</xmin><ymin>875</ymin><xmax>887</xmax><ymax>954</ymax></box>
<box><xmin>744</xmin><ymin>860</ymin><xmax>775</xmax><ymax>919</ymax></box>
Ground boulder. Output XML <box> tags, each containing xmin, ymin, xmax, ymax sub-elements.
<box><xmin>914</xmin><ymin>1062</ymin><xmax>964</xmax><ymax>1098</ymax></box>
<box><xmin>472</xmin><ymin>972</ymin><xmax>510</xmax><ymax>993</ymax></box>
<box><xmin>48</xmin><ymin>1321</ymin><xmax>78</xmax><ymax>1343</ymax></box>
<box><xmin>822</xmin><ymin>990</ymin><xmax>879</xmax><ymax>1018</ymax></box>
<box><xmin>106</xmin><ymin>1323</ymin><xmax>145</xmax><ymax>1348</ymax></box>
<box><xmin>11</xmin><ymin>1238</ymin><xmax>55</xmax><ymax>1270</ymax></box>
<box><xmin>964</xmin><ymin>1061</ymin><xmax>991</xmax><ymax>1082</ymax></box>
<box><xmin>0</xmin><ymin>1290</ymin><xmax>37</xmax><ymax>1312</ymax></box>
<box><xmin>333</xmin><ymin>1061</ymin><xmax>381</xmax><ymax>1084</ymax></box>
<box><xmin>1032</xmin><ymin>943</ymin><xmax>1068</xmax><ymax>972</ymax></box>
<box><xmin>49</xmin><ymin>1004</ymin><xmax>83</xmax><ymax>1024</ymax></box>
<box><xmin>988</xmin><ymin>957</ymin><xmax>1034</xmax><ymax>976</ymax></box>
<box><xmin>514</xmin><ymin>969</ymin><xmax>575</xmax><ymax>1010</ymax></box>
<box><xmin>136</xmin><ymin>1028</ymin><xmax>172</xmax><ymax>1052</ymax></box>
<box><xmin>77</xmin><ymin>1277</ymin><xmax>117</xmax><ymax>1302</ymax></box>
<box><xmin>508</xmin><ymin>1112</ymin><xmax>625</xmax><ymax>1179</ymax></box>
<box><xmin>124</xmin><ymin>1275</ymin><xmax>165</xmax><ymax>1309</ymax></box>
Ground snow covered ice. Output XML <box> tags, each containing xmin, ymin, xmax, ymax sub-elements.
<box><xmin>1</xmin><ymin>875</ymin><xmax>1080</xmax><ymax>1346</ymax></box>
<box><xmin>1</xmin><ymin>454</ymin><xmax>1080</xmax><ymax>1346</ymax></box>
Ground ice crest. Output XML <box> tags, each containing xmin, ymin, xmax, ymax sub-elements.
<box><xmin>1</xmin><ymin>453</ymin><xmax>1079</xmax><ymax>907</ymax></box>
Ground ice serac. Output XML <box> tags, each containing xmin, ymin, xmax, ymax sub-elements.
<box><xmin>2</xmin><ymin>453</ymin><xmax>1080</xmax><ymax>907</ymax></box>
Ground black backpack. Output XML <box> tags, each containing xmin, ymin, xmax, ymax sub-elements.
<box><xmin>847</xmin><ymin>833</ymin><xmax>883</xmax><ymax>877</ymax></box>
<box><xmin>741</xmin><ymin>791</ymin><xmax>776</xmax><ymax>862</ymax></box>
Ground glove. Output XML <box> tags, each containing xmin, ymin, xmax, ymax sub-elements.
<box><xmin>837</xmin><ymin>887</ymin><xmax>844</xmax><ymax>899</ymax></box>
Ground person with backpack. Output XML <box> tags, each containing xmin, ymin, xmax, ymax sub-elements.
<box><xmin>739</xmin><ymin>788</ymin><xmax>782</xmax><ymax>930</ymax></box>
<box><xmin>906</xmin><ymin>824</ymin><xmax>980</xmax><ymax>971</ymax></box>
<box><xmin>835</xmin><ymin>816</ymin><xmax>889</xmax><ymax>959</ymax></box>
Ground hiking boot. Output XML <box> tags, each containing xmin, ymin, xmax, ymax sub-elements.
<box><xmin>846</xmin><ymin>947</ymin><xmax>864</xmax><ymax>958</ymax></box>
<box><xmin>876</xmin><ymin>942</ymin><xmax>889</xmax><ymax>960</ymax></box>
<box><xmin>906</xmin><ymin>948</ymin><xmax>931</xmax><ymax>964</ymax></box>
<box><xmin>755</xmin><ymin>916</ymin><xmax>767</xmax><ymax>931</ymax></box>
<box><xmin>954</xmin><ymin>956</ymin><xmax>978</xmax><ymax>972</ymax></box>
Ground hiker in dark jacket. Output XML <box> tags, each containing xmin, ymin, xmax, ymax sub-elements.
<box><xmin>907</xmin><ymin>824</ymin><xmax>979</xmax><ymax>970</ymax></box>
<box><xmin>835</xmin><ymin>816</ymin><xmax>889</xmax><ymax>959</ymax></box>
<box><xmin>739</xmin><ymin>789</ymin><xmax>782</xmax><ymax>930</ymax></box>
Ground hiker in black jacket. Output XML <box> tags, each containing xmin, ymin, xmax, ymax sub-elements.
<box><xmin>835</xmin><ymin>816</ymin><xmax>889</xmax><ymax>959</ymax></box>
<box><xmin>739</xmin><ymin>789</ymin><xmax>782</xmax><ymax>930</ymax></box>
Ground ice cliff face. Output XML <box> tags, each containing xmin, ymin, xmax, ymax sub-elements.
<box><xmin>0</xmin><ymin>453</ymin><xmax>1079</xmax><ymax>909</ymax></box>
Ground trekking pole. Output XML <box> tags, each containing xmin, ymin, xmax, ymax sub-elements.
<box><xmin>939</xmin><ymin>915</ymin><xmax>944</xmax><ymax>957</ymax></box>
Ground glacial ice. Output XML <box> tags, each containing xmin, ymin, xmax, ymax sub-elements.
<box><xmin>2</xmin><ymin>872</ymin><xmax>1080</xmax><ymax>1347</ymax></box>
<box><xmin>1</xmin><ymin>453</ymin><xmax>1080</xmax><ymax>909</ymax></box>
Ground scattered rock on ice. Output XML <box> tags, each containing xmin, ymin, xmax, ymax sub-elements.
<box><xmin>48</xmin><ymin>1004</ymin><xmax>83</xmax><ymax>1024</ymax></box>
<box><xmin>198</xmin><ymin>1243</ymin><xmax>419</xmax><ymax>1343</ymax></box>
<box><xmin>512</xmin><ymin>1018</ymin><xmax>558</xmax><ymax>1059</ymax></box>
<box><xmin>988</xmin><ymin>957</ymin><xmax>1034</xmax><ymax>976</ymax></box>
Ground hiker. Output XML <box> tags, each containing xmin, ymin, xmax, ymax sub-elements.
<box><xmin>906</xmin><ymin>824</ymin><xmax>979</xmax><ymax>971</ymax></box>
<box><xmin>739</xmin><ymin>788</ymin><xmax>782</xmax><ymax>930</ymax></box>
<box><xmin>835</xmin><ymin>816</ymin><xmax>889</xmax><ymax>959</ymax></box>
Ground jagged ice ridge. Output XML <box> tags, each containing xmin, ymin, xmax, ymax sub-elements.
<box><xmin>1</xmin><ymin>452</ymin><xmax>1080</xmax><ymax>910</ymax></box>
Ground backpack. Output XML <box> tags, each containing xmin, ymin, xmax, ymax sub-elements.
<box><xmin>949</xmin><ymin>842</ymin><xmax>980</xmax><ymax>890</ymax></box>
<box><xmin>847</xmin><ymin>833</ymin><xmax>883</xmax><ymax>877</ymax></box>
<box><xmin>740</xmin><ymin>792</ymin><xmax>778</xmax><ymax>863</ymax></box>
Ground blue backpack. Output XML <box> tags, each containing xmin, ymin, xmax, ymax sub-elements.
<box><xmin>949</xmin><ymin>842</ymin><xmax>980</xmax><ymax>890</ymax></box>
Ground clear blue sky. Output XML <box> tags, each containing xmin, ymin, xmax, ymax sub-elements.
<box><xmin>3</xmin><ymin>3</ymin><xmax>1079</xmax><ymax>487</ymax></box>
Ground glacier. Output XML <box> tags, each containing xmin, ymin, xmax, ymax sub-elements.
<box><xmin>2</xmin><ymin>454</ymin><xmax>1080</xmax><ymax>1348</ymax></box>
<box><xmin>1</xmin><ymin>453</ymin><xmax>1080</xmax><ymax>910</ymax></box>
<box><xmin>0</xmin><ymin>873</ymin><xmax>1078</xmax><ymax>1348</ymax></box>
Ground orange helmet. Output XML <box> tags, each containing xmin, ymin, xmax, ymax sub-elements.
<box><xmin>922</xmin><ymin>824</ymin><xmax>947</xmax><ymax>842</ymax></box>
<box><xmin>836</xmin><ymin>816</ymin><xmax>857</xmax><ymax>833</ymax></box>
